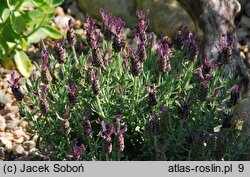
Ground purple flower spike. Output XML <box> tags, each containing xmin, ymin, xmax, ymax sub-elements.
<box><xmin>136</xmin><ymin>10</ymin><xmax>149</xmax><ymax>44</ymax></box>
<box><xmin>157</xmin><ymin>43</ymin><xmax>171</xmax><ymax>72</ymax></box>
<box><xmin>146</xmin><ymin>83</ymin><xmax>158</xmax><ymax>108</ymax></box>
<box><xmin>135</xmin><ymin>34</ymin><xmax>147</xmax><ymax>62</ymax></box>
<box><xmin>67</xmin><ymin>19</ymin><xmax>76</xmax><ymax>46</ymax></box>
<box><xmin>101</xmin><ymin>121</ymin><xmax>115</xmax><ymax>154</ymax></box>
<box><xmin>112</xmin><ymin>18</ymin><xmax>126</xmax><ymax>53</ymax></box>
<box><xmin>136</xmin><ymin>9</ymin><xmax>149</xmax><ymax>21</ymax></box>
<box><xmin>114</xmin><ymin>115</ymin><xmax>127</xmax><ymax>152</ymax></box>
<box><xmin>82</xmin><ymin>109</ymin><xmax>93</xmax><ymax>139</ymax></box>
<box><xmin>86</xmin><ymin>15</ymin><xmax>97</xmax><ymax>47</ymax></box>
<box><xmin>41</xmin><ymin>52</ymin><xmax>49</xmax><ymax>71</ymax></box>
<box><xmin>8</xmin><ymin>72</ymin><xmax>22</xmax><ymax>89</ymax></box>
<box><xmin>67</xmin><ymin>80</ymin><xmax>78</xmax><ymax>105</ymax></box>
<box><xmin>187</xmin><ymin>32</ymin><xmax>199</xmax><ymax>61</ymax></box>
<box><xmin>39</xmin><ymin>40</ymin><xmax>53</xmax><ymax>84</ymax></box>
<box><xmin>145</xmin><ymin>113</ymin><xmax>160</xmax><ymax>136</ymax></box>
<box><xmin>230</xmin><ymin>84</ymin><xmax>240</xmax><ymax>106</ymax></box>
<box><xmin>53</xmin><ymin>38</ymin><xmax>66</xmax><ymax>64</ymax></box>
<box><xmin>99</xmin><ymin>8</ymin><xmax>114</xmax><ymax>41</ymax></box>
<box><xmin>129</xmin><ymin>48</ymin><xmax>142</xmax><ymax>77</ymax></box>
<box><xmin>178</xmin><ymin>92</ymin><xmax>192</xmax><ymax>119</ymax></box>
<box><xmin>7</xmin><ymin>72</ymin><xmax>24</xmax><ymax>101</ymax></box>
<box><xmin>33</xmin><ymin>85</ymin><xmax>49</xmax><ymax>115</ymax></box>
<box><xmin>67</xmin><ymin>138</ymin><xmax>85</xmax><ymax>161</ymax></box>
<box><xmin>216</xmin><ymin>34</ymin><xmax>234</xmax><ymax>65</ymax></box>
<box><xmin>197</xmin><ymin>65</ymin><xmax>212</xmax><ymax>100</ymax></box>
<box><xmin>203</xmin><ymin>54</ymin><xmax>213</xmax><ymax>74</ymax></box>
<box><xmin>112</xmin><ymin>18</ymin><xmax>125</xmax><ymax>36</ymax></box>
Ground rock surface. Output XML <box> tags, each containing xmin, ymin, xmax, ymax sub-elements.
<box><xmin>77</xmin><ymin>0</ymin><xmax>194</xmax><ymax>34</ymax></box>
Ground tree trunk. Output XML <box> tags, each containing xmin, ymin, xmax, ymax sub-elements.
<box><xmin>177</xmin><ymin>0</ymin><xmax>249</xmax><ymax>94</ymax></box>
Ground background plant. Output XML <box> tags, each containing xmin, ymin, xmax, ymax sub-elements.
<box><xmin>16</xmin><ymin>9</ymin><xmax>250</xmax><ymax>161</ymax></box>
<box><xmin>0</xmin><ymin>0</ymin><xmax>63</xmax><ymax>77</ymax></box>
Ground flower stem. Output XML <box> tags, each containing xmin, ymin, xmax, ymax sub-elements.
<box><xmin>117</xmin><ymin>52</ymin><xmax>122</xmax><ymax>77</ymax></box>
<box><xmin>117</xmin><ymin>152</ymin><xmax>121</xmax><ymax>161</ymax></box>
<box><xmin>72</xmin><ymin>46</ymin><xmax>78</xmax><ymax>63</ymax></box>
<box><xmin>132</xmin><ymin>77</ymin><xmax>138</xmax><ymax>114</ymax></box>
<box><xmin>105</xmin><ymin>154</ymin><xmax>109</xmax><ymax>161</ymax></box>
<box><xmin>96</xmin><ymin>95</ymin><xmax>105</xmax><ymax>118</ymax></box>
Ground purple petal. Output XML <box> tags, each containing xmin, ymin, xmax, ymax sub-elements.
<box><xmin>197</xmin><ymin>68</ymin><xmax>204</xmax><ymax>81</ymax></box>
<box><xmin>101</xmin><ymin>121</ymin><xmax>107</xmax><ymax>132</ymax></box>
<box><xmin>68</xmin><ymin>79</ymin><xmax>73</xmax><ymax>86</ymax></box>
<box><xmin>99</xmin><ymin>8</ymin><xmax>105</xmax><ymax>20</ymax></box>
<box><xmin>72</xmin><ymin>138</ymin><xmax>78</xmax><ymax>151</ymax></box>
<box><xmin>205</xmin><ymin>74</ymin><xmax>212</xmax><ymax>81</ymax></box>
<box><xmin>68</xmin><ymin>19</ymin><xmax>74</xmax><ymax>29</ymax></box>
<box><xmin>32</xmin><ymin>91</ymin><xmax>39</xmax><ymax>97</ymax></box>
<box><xmin>160</xmin><ymin>105</ymin><xmax>168</xmax><ymax>114</ymax></box>
<box><xmin>233</xmin><ymin>84</ymin><xmax>239</xmax><ymax>93</ymax></box>
<box><xmin>146</xmin><ymin>85</ymin><xmax>151</xmax><ymax>93</ymax></box>
<box><xmin>178</xmin><ymin>92</ymin><xmax>184</xmax><ymax>101</ymax></box>
<box><xmin>40</xmin><ymin>85</ymin><xmax>47</xmax><ymax>99</ymax></box>
<box><xmin>92</xmin><ymin>70</ymin><xmax>98</xmax><ymax>79</ymax></box>
<box><xmin>108</xmin><ymin>124</ymin><xmax>115</xmax><ymax>136</ymax></box>
<box><xmin>116</xmin><ymin>115</ymin><xmax>121</xmax><ymax>132</ymax></box>
<box><xmin>134</xmin><ymin>33</ymin><xmax>141</xmax><ymax>44</ymax></box>
<box><xmin>120</xmin><ymin>124</ymin><xmax>127</xmax><ymax>134</ymax></box>
<box><xmin>188</xmin><ymin>95</ymin><xmax>193</xmax><ymax>103</ymax></box>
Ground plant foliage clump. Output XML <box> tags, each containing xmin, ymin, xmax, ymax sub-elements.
<box><xmin>15</xmin><ymin>9</ymin><xmax>249</xmax><ymax>161</ymax></box>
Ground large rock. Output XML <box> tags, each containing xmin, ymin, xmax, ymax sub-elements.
<box><xmin>77</xmin><ymin>0</ymin><xmax>194</xmax><ymax>34</ymax></box>
<box><xmin>246</xmin><ymin>3</ymin><xmax>250</xmax><ymax>17</ymax></box>
<box><xmin>77</xmin><ymin>0</ymin><xmax>136</xmax><ymax>27</ymax></box>
<box><xmin>136</xmin><ymin>0</ymin><xmax>195</xmax><ymax>34</ymax></box>
<box><xmin>240</xmin><ymin>15</ymin><xmax>250</xmax><ymax>28</ymax></box>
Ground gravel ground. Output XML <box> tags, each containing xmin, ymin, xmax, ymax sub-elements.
<box><xmin>0</xmin><ymin>69</ymin><xmax>42</xmax><ymax>160</ymax></box>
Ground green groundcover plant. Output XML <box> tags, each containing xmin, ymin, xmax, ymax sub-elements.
<box><xmin>0</xmin><ymin>0</ymin><xmax>63</xmax><ymax>77</ymax></box>
<box><xmin>11</xmin><ymin>9</ymin><xmax>249</xmax><ymax>160</ymax></box>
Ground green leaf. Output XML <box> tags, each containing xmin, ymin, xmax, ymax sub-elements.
<box><xmin>27</xmin><ymin>24</ymin><xmax>61</xmax><ymax>43</ymax></box>
<box><xmin>20</xmin><ymin>37</ymin><xmax>28</xmax><ymax>49</ymax></box>
<box><xmin>0</xmin><ymin>16</ymin><xmax>21</xmax><ymax>43</ymax></box>
<box><xmin>0</xmin><ymin>0</ymin><xmax>8</xmax><ymax>14</ymax></box>
<box><xmin>13</xmin><ymin>11</ymin><xmax>31</xmax><ymax>33</ymax></box>
<box><xmin>0</xmin><ymin>9</ymin><xmax>10</xmax><ymax>23</ymax></box>
<box><xmin>0</xmin><ymin>55</ymin><xmax>15</xmax><ymax>69</ymax></box>
<box><xmin>14</xmin><ymin>50</ymin><xmax>32</xmax><ymax>77</ymax></box>
<box><xmin>42</xmin><ymin>24</ymin><xmax>62</xmax><ymax>39</ymax></box>
<box><xmin>48</xmin><ymin>0</ymin><xmax>64</xmax><ymax>7</ymax></box>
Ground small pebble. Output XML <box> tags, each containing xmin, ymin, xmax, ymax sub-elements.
<box><xmin>0</xmin><ymin>147</ymin><xmax>5</xmax><ymax>161</ymax></box>
<box><xmin>29</xmin><ymin>148</ymin><xmax>38</xmax><ymax>155</ymax></box>
<box><xmin>6</xmin><ymin>119</ymin><xmax>20</xmax><ymax>130</ymax></box>
<box><xmin>14</xmin><ymin>137</ymin><xmax>24</xmax><ymax>144</ymax></box>
<box><xmin>0</xmin><ymin>116</ymin><xmax>6</xmax><ymax>132</ymax></box>
<box><xmin>13</xmin><ymin>128</ymin><xmax>25</xmax><ymax>139</ymax></box>
<box><xmin>13</xmin><ymin>145</ymin><xmax>25</xmax><ymax>155</ymax></box>
<box><xmin>56</xmin><ymin>6</ymin><xmax>65</xmax><ymax>16</ymax></box>
<box><xmin>23</xmin><ymin>141</ymin><xmax>36</xmax><ymax>150</ymax></box>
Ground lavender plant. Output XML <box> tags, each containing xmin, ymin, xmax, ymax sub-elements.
<box><xmin>17</xmin><ymin>9</ymin><xmax>249</xmax><ymax>161</ymax></box>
